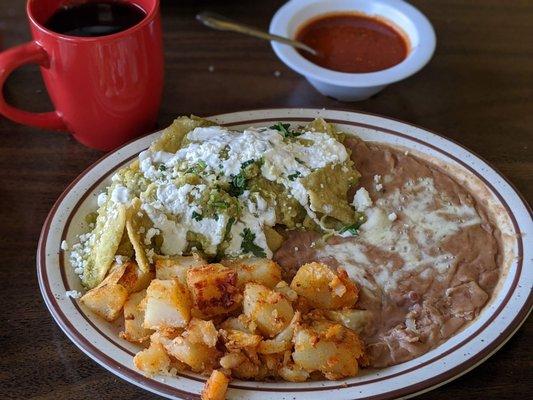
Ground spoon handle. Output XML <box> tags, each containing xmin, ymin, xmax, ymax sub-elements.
<box><xmin>196</xmin><ymin>12</ymin><xmax>318</xmax><ymax>56</ymax></box>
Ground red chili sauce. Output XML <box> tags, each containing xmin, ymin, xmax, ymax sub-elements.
<box><xmin>296</xmin><ymin>13</ymin><xmax>409</xmax><ymax>73</ymax></box>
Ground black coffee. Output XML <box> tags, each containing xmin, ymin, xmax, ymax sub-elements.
<box><xmin>45</xmin><ymin>1</ymin><xmax>146</xmax><ymax>37</ymax></box>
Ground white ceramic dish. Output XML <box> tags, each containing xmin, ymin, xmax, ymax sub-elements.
<box><xmin>270</xmin><ymin>0</ymin><xmax>436</xmax><ymax>101</ymax></box>
<box><xmin>38</xmin><ymin>108</ymin><xmax>532</xmax><ymax>400</ymax></box>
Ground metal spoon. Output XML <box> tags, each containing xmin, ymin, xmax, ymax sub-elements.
<box><xmin>196</xmin><ymin>12</ymin><xmax>319</xmax><ymax>56</ymax></box>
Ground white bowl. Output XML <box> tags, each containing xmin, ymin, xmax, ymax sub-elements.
<box><xmin>269</xmin><ymin>0</ymin><xmax>437</xmax><ymax>101</ymax></box>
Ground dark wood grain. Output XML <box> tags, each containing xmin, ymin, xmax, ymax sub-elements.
<box><xmin>0</xmin><ymin>0</ymin><xmax>531</xmax><ymax>399</ymax></box>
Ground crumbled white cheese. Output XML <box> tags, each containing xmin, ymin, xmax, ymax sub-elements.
<box><xmin>352</xmin><ymin>188</ymin><xmax>373</xmax><ymax>211</ymax></box>
<box><xmin>65</xmin><ymin>290</ymin><xmax>82</xmax><ymax>299</ymax></box>
<box><xmin>319</xmin><ymin>177</ymin><xmax>482</xmax><ymax>292</ymax></box>
<box><xmin>60</xmin><ymin>240</ymin><xmax>69</xmax><ymax>251</ymax></box>
<box><xmin>144</xmin><ymin>227</ymin><xmax>160</xmax><ymax>246</ymax></box>
<box><xmin>111</xmin><ymin>185</ymin><xmax>130</xmax><ymax>204</ymax></box>
<box><xmin>97</xmin><ymin>192</ymin><xmax>108</xmax><ymax>207</ymax></box>
<box><xmin>115</xmin><ymin>255</ymin><xmax>128</xmax><ymax>265</ymax></box>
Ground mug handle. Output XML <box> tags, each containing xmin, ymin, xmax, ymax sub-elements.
<box><xmin>0</xmin><ymin>41</ymin><xmax>67</xmax><ymax>130</ymax></box>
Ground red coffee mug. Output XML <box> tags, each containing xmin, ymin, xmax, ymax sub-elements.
<box><xmin>0</xmin><ymin>0</ymin><xmax>163</xmax><ymax>151</ymax></box>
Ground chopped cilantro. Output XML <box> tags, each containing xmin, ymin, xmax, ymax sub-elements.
<box><xmin>338</xmin><ymin>214</ymin><xmax>367</xmax><ymax>236</ymax></box>
<box><xmin>210</xmin><ymin>200</ymin><xmax>228</xmax><ymax>210</ymax></box>
<box><xmin>186</xmin><ymin>160</ymin><xmax>207</xmax><ymax>174</ymax></box>
<box><xmin>270</xmin><ymin>122</ymin><xmax>301</xmax><ymax>138</ymax></box>
<box><xmin>228</xmin><ymin>159</ymin><xmax>256</xmax><ymax>197</ymax></box>
<box><xmin>240</xmin><ymin>228</ymin><xmax>266</xmax><ymax>257</ymax></box>
<box><xmin>191</xmin><ymin>211</ymin><xmax>203</xmax><ymax>221</ymax></box>
<box><xmin>241</xmin><ymin>159</ymin><xmax>255</xmax><ymax>168</ymax></box>
<box><xmin>225</xmin><ymin>217</ymin><xmax>235</xmax><ymax>237</ymax></box>
<box><xmin>229</xmin><ymin>174</ymin><xmax>247</xmax><ymax>196</ymax></box>
<box><xmin>158</xmin><ymin>164</ymin><xmax>167</xmax><ymax>171</ymax></box>
<box><xmin>339</xmin><ymin>224</ymin><xmax>360</xmax><ymax>235</ymax></box>
<box><xmin>288</xmin><ymin>171</ymin><xmax>301</xmax><ymax>181</ymax></box>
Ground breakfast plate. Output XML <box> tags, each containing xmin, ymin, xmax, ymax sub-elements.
<box><xmin>38</xmin><ymin>108</ymin><xmax>532</xmax><ymax>400</ymax></box>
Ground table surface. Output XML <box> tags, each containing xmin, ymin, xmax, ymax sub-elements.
<box><xmin>0</xmin><ymin>0</ymin><xmax>531</xmax><ymax>399</ymax></box>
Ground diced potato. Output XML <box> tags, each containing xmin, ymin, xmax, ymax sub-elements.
<box><xmin>133</xmin><ymin>342</ymin><xmax>171</xmax><ymax>376</ymax></box>
<box><xmin>243</xmin><ymin>283</ymin><xmax>294</xmax><ymax>338</ymax></box>
<box><xmin>279</xmin><ymin>363</ymin><xmax>310</xmax><ymax>382</ymax></box>
<box><xmin>261</xmin><ymin>353</ymin><xmax>283</xmax><ymax>376</ymax></box>
<box><xmin>184</xmin><ymin>318</ymin><xmax>218</xmax><ymax>347</ymax></box>
<box><xmin>120</xmin><ymin>290</ymin><xmax>153</xmax><ymax>343</ymax></box>
<box><xmin>80</xmin><ymin>281</ymin><xmax>128</xmax><ymax>322</ymax></box>
<box><xmin>201</xmin><ymin>370</ymin><xmax>229</xmax><ymax>400</ymax></box>
<box><xmin>118</xmin><ymin>260</ymin><xmax>154</xmax><ymax>294</ymax></box>
<box><xmin>258</xmin><ymin>339</ymin><xmax>287</xmax><ymax>355</ymax></box>
<box><xmin>186</xmin><ymin>264</ymin><xmax>241</xmax><ymax>317</ymax></box>
<box><xmin>155</xmin><ymin>254</ymin><xmax>207</xmax><ymax>283</ymax></box>
<box><xmin>143</xmin><ymin>279</ymin><xmax>192</xmax><ymax>330</ymax></box>
<box><xmin>149</xmin><ymin>329</ymin><xmax>182</xmax><ymax>350</ymax></box>
<box><xmin>164</xmin><ymin>335</ymin><xmax>219</xmax><ymax>373</ymax></box>
<box><xmin>325</xmin><ymin>309</ymin><xmax>375</xmax><ymax>336</ymax></box>
<box><xmin>290</xmin><ymin>263</ymin><xmax>358</xmax><ymax>310</ymax></box>
<box><xmin>292</xmin><ymin>320</ymin><xmax>364</xmax><ymax>380</ymax></box>
<box><xmin>258</xmin><ymin>311</ymin><xmax>300</xmax><ymax>354</ymax></box>
<box><xmin>221</xmin><ymin>257</ymin><xmax>282</xmax><ymax>288</ymax></box>
<box><xmin>219</xmin><ymin>314</ymin><xmax>257</xmax><ymax>334</ymax></box>
<box><xmin>102</xmin><ymin>262</ymin><xmax>128</xmax><ymax>284</ymax></box>
<box><xmin>273</xmin><ymin>281</ymin><xmax>298</xmax><ymax>301</ymax></box>
<box><xmin>220</xmin><ymin>329</ymin><xmax>262</xmax><ymax>351</ymax></box>
<box><xmin>219</xmin><ymin>351</ymin><xmax>259</xmax><ymax>379</ymax></box>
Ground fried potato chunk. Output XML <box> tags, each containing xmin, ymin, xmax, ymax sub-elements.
<box><xmin>80</xmin><ymin>263</ymin><xmax>130</xmax><ymax>321</ymax></box>
<box><xmin>201</xmin><ymin>370</ymin><xmax>229</xmax><ymax>400</ymax></box>
<box><xmin>133</xmin><ymin>341</ymin><xmax>171</xmax><ymax>376</ymax></box>
<box><xmin>279</xmin><ymin>363</ymin><xmax>310</xmax><ymax>382</ymax></box>
<box><xmin>155</xmin><ymin>254</ymin><xmax>207</xmax><ymax>283</ymax></box>
<box><xmin>143</xmin><ymin>279</ymin><xmax>192</xmax><ymax>330</ymax></box>
<box><xmin>221</xmin><ymin>257</ymin><xmax>282</xmax><ymax>288</ymax></box>
<box><xmin>186</xmin><ymin>264</ymin><xmax>241</xmax><ymax>318</ymax></box>
<box><xmin>220</xmin><ymin>329</ymin><xmax>262</xmax><ymax>352</ymax></box>
<box><xmin>164</xmin><ymin>335</ymin><xmax>220</xmax><ymax>373</ymax></box>
<box><xmin>290</xmin><ymin>262</ymin><xmax>358</xmax><ymax>310</ymax></box>
<box><xmin>292</xmin><ymin>319</ymin><xmax>364</xmax><ymax>380</ymax></box>
<box><xmin>219</xmin><ymin>351</ymin><xmax>259</xmax><ymax>379</ymax></box>
<box><xmin>184</xmin><ymin>318</ymin><xmax>218</xmax><ymax>348</ymax></box>
<box><xmin>117</xmin><ymin>260</ymin><xmax>154</xmax><ymax>294</ymax></box>
<box><xmin>120</xmin><ymin>289</ymin><xmax>153</xmax><ymax>343</ymax></box>
<box><xmin>243</xmin><ymin>283</ymin><xmax>294</xmax><ymax>338</ymax></box>
<box><xmin>325</xmin><ymin>309</ymin><xmax>375</xmax><ymax>336</ymax></box>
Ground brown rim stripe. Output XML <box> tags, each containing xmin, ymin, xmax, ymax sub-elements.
<box><xmin>37</xmin><ymin>111</ymin><xmax>533</xmax><ymax>400</ymax></box>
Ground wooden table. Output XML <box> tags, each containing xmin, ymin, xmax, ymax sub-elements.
<box><xmin>0</xmin><ymin>0</ymin><xmax>531</xmax><ymax>398</ymax></box>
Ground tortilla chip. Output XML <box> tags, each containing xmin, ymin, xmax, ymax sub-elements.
<box><xmin>305</xmin><ymin>118</ymin><xmax>345</xmax><ymax>142</ymax></box>
<box><xmin>150</xmin><ymin>115</ymin><xmax>215</xmax><ymax>153</ymax></box>
<box><xmin>82</xmin><ymin>202</ymin><xmax>127</xmax><ymax>288</ymax></box>
<box><xmin>126</xmin><ymin>198</ymin><xmax>152</xmax><ymax>272</ymax></box>
<box><xmin>302</xmin><ymin>163</ymin><xmax>360</xmax><ymax>224</ymax></box>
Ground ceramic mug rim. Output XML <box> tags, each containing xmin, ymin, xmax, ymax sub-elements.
<box><xmin>26</xmin><ymin>0</ymin><xmax>160</xmax><ymax>43</ymax></box>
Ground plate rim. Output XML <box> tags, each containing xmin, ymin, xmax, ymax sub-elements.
<box><xmin>37</xmin><ymin>107</ymin><xmax>533</xmax><ymax>400</ymax></box>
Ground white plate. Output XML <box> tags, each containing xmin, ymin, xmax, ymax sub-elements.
<box><xmin>38</xmin><ymin>108</ymin><xmax>532</xmax><ymax>400</ymax></box>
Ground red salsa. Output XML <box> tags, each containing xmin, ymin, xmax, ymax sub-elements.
<box><xmin>296</xmin><ymin>13</ymin><xmax>408</xmax><ymax>73</ymax></box>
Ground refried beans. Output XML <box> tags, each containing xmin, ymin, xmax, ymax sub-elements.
<box><xmin>274</xmin><ymin>137</ymin><xmax>500</xmax><ymax>367</ymax></box>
